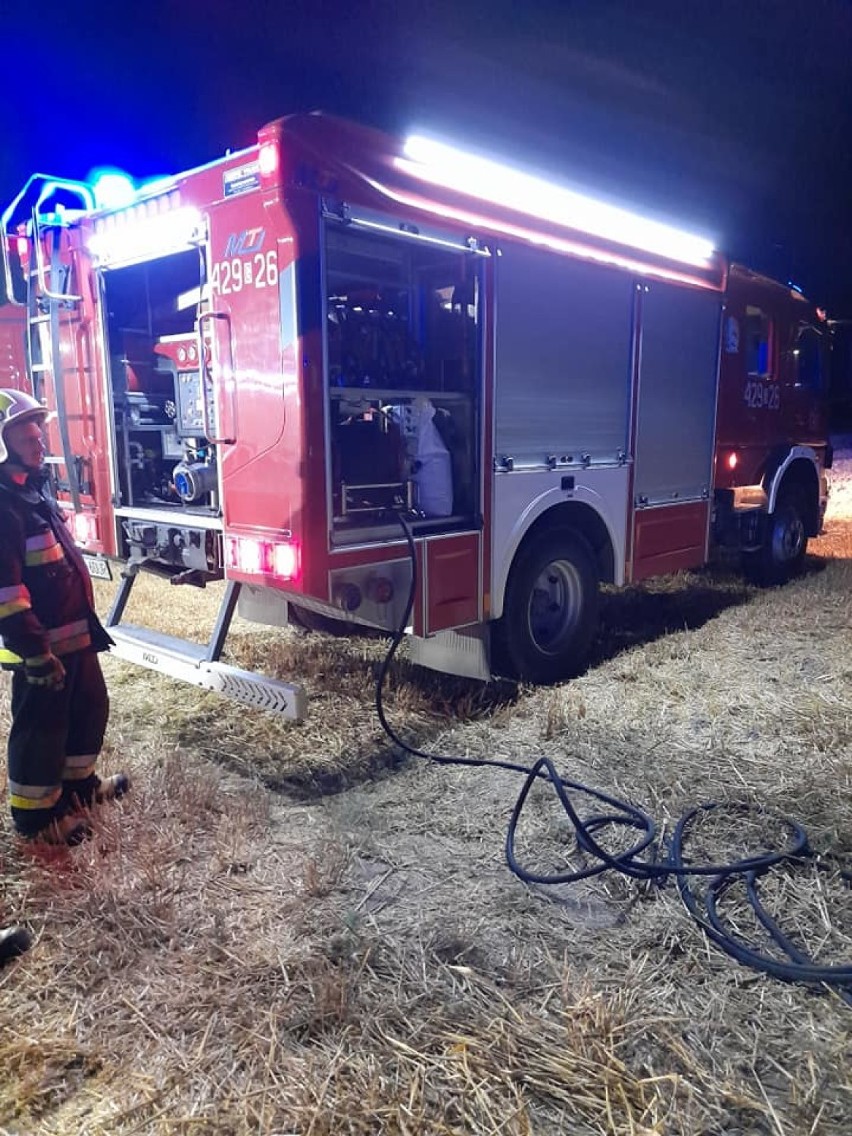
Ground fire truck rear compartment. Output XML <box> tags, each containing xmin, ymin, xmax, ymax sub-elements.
<box><xmin>101</xmin><ymin>250</ymin><xmax>220</xmax><ymax>568</ymax></box>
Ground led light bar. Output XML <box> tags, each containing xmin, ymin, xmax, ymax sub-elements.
<box><xmin>87</xmin><ymin>200</ymin><xmax>204</xmax><ymax>267</ymax></box>
<box><xmin>400</xmin><ymin>135</ymin><xmax>715</xmax><ymax>269</ymax></box>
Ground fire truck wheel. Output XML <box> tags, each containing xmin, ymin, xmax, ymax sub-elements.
<box><xmin>744</xmin><ymin>486</ymin><xmax>809</xmax><ymax>586</ymax></box>
<box><xmin>495</xmin><ymin>529</ymin><xmax>599</xmax><ymax>684</ymax></box>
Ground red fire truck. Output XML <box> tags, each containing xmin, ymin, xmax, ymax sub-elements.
<box><xmin>0</xmin><ymin>115</ymin><xmax>830</xmax><ymax>717</ymax></box>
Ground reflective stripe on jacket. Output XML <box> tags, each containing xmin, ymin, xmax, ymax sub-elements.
<box><xmin>0</xmin><ymin>472</ymin><xmax>112</xmax><ymax>666</ymax></box>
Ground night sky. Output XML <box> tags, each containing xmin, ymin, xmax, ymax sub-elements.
<box><xmin>3</xmin><ymin>0</ymin><xmax>852</xmax><ymax>312</ymax></box>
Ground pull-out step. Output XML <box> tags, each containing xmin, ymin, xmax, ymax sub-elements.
<box><xmin>105</xmin><ymin>572</ymin><xmax>307</xmax><ymax>720</ymax></box>
<box><xmin>107</xmin><ymin>626</ymin><xmax>306</xmax><ymax>719</ymax></box>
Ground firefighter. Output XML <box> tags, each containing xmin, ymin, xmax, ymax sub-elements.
<box><xmin>0</xmin><ymin>389</ymin><xmax>130</xmax><ymax>844</ymax></box>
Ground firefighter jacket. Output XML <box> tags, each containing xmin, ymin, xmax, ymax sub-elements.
<box><xmin>0</xmin><ymin>471</ymin><xmax>112</xmax><ymax>668</ymax></box>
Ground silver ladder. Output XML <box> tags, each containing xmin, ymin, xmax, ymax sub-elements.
<box><xmin>28</xmin><ymin>222</ymin><xmax>85</xmax><ymax>510</ymax></box>
<box><xmin>1</xmin><ymin>175</ymin><xmax>93</xmax><ymax>511</ymax></box>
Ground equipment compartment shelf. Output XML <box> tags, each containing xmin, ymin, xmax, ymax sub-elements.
<box><xmin>329</xmin><ymin>388</ymin><xmax>471</xmax><ymax>402</ymax></box>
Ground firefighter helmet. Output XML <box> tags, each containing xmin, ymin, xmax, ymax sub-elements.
<box><xmin>0</xmin><ymin>389</ymin><xmax>53</xmax><ymax>464</ymax></box>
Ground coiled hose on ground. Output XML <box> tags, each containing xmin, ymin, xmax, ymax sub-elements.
<box><xmin>373</xmin><ymin>516</ymin><xmax>852</xmax><ymax>1005</ymax></box>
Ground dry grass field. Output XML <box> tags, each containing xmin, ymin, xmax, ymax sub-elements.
<box><xmin>1</xmin><ymin>443</ymin><xmax>850</xmax><ymax>1135</ymax></box>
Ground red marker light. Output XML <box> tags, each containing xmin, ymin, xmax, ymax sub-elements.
<box><xmin>366</xmin><ymin>575</ymin><xmax>394</xmax><ymax>604</ymax></box>
<box><xmin>258</xmin><ymin>142</ymin><xmax>279</xmax><ymax>177</ymax></box>
<box><xmin>727</xmin><ymin>452</ymin><xmax>738</xmax><ymax>471</ymax></box>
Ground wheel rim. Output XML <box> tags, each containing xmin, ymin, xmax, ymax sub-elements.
<box><xmin>526</xmin><ymin>558</ymin><xmax>585</xmax><ymax>655</ymax></box>
<box><xmin>772</xmin><ymin>506</ymin><xmax>805</xmax><ymax>564</ymax></box>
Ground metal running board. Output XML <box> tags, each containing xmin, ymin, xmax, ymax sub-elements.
<box><xmin>108</xmin><ymin>624</ymin><xmax>307</xmax><ymax>720</ymax></box>
<box><xmin>106</xmin><ymin>573</ymin><xmax>305</xmax><ymax>719</ymax></box>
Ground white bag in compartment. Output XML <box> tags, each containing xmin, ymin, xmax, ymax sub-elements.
<box><xmin>395</xmin><ymin>398</ymin><xmax>453</xmax><ymax>517</ymax></box>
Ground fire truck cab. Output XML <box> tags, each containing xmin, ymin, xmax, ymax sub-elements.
<box><xmin>0</xmin><ymin>116</ymin><xmax>830</xmax><ymax>716</ymax></box>
<box><xmin>714</xmin><ymin>266</ymin><xmax>831</xmax><ymax>583</ymax></box>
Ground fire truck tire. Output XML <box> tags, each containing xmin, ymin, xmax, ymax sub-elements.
<box><xmin>495</xmin><ymin>529</ymin><xmax>599</xmax><ymax>684</ymax></box>
<box><xmin>743</xmin><ymin>486</ymin><xmax>809</xmax><ymax>586</ymax></box>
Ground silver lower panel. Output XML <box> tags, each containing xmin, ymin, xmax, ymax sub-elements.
<box><xmin>408</xmin><ymin>623</ymin><xmax>491</xmax><ymax>681</ymax></box>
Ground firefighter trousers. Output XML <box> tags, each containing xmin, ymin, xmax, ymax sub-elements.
<box><xmin>7</xmin><ymin>651</ymin><xmax>109</xmax><ymax>837</ymax></box>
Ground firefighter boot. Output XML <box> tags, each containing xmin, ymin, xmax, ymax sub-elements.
<box><xmin>0</xmin><ymin>925</ymin><xmax>33</xmax><ymax>964</ymax></box>
<box><xmin>27</xmin><ymin>813</ymin><xmax>92</xmax><ymax>847</ymax></box>
<box><xmin>65</xmin><ymin>772</ymin><xmax>132</xmax><ymax>810</ymax></box>
<box><xmin>95</xmin><ymin>773</ymin><xmax>132</xmax><ymax>804</ymax></box>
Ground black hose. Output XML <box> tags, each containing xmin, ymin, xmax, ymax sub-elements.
<box><xmin>372</xmin><ymin>514</ymin><xmax>852</xmax><ymax>1003</ymax></box>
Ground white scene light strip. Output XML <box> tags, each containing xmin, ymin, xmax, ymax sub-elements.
<box><xmin>401</xmin><ymin>135</ymin><xmax>715</xmax><ymax>268</ymax></box>
<box><xmin>87</xmin><ymin>206</ymin><xmax>204</xmax><ymax>267</ymax></box>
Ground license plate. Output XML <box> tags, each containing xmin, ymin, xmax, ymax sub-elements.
<box><xmin>83</xmin><ymin>554</ymin><xmax>113</xmax><ymax>581</ymax></box>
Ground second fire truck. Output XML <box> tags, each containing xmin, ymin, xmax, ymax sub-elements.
<box><xmin>1</xmin><ymin>115</ymin><xmax>831</xmax><ymax>717</ymax></box>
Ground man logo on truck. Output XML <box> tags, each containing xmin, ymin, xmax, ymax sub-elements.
<box><xmin>223</xmin><ymin>228</ymin><xmax>266</xmax><ymax>258</ymax></box>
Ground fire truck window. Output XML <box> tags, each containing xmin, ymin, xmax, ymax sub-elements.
<box><xmin>745</xmin><ymin>306</ymin><xmax>772</xmax><ymax>378</ymax></box>
<box><xmin>794</xmin><ymin>326</ymin><xmax>825</xmax><ymax>391</ymax></box>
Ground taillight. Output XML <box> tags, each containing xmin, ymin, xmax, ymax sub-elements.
<box><xmin>226</xmin><ymin>536</ymin><xmax>265</xmax><ymax>575</ymax></box>
<box><xmin>273</xmin><ymin>542</ymin><xmax>299</xmax><ymax>580</ymax></box>
<box><xmin>225</xmin><ymin>535</ymin><xmax>299</xmax><ymax>582</ymax></box>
